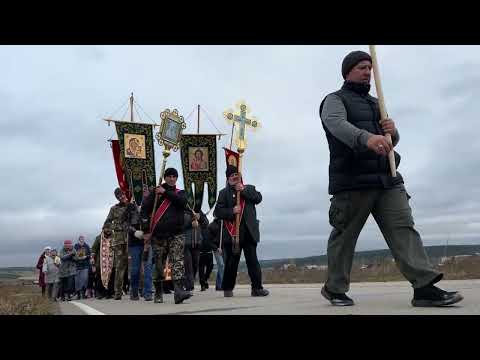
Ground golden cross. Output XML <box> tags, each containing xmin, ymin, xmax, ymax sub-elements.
<box><xmin>223</xmin><ymin>101</ymin><xmax>260</xmax><ymax>153</ymax></box>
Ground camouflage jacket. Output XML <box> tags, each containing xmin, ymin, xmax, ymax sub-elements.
<box><xmin>103</xmin><ymin>203</ymin><xmax>137</xmax><ymax>246</ymax></box>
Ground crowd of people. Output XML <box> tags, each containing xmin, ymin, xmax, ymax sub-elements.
<box><xmin>35</xmin><ymin>223</ymin><xmax>226</xmax><ymax>302</ymax></box>
<box><xmin>36</xmin><ymin>236</ymin><xmax>95</xmax><ymax>301</ymax></box>
<box><xmin>36</xmin><ymin>164</ymin><xmax>267</xmax><ymax>304</ymax></box>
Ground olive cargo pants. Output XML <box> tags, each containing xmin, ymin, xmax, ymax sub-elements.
<box><xmin>325</xmin><ymin>184</ymin><xmax>442</xmax><ymax>293</ymax></box>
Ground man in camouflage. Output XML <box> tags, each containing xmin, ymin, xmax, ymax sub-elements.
<box><xmin>141</xmin><ymin>168</ymin><xmax>192</xmax><ymax>304</ymax></box>
<box><xmin>102</xmin><ymin>188</ymin><xmax>137</xmax><ymax>300</ymax></box>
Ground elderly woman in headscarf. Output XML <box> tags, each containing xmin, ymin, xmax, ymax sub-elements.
<box><xmin>58</xmin><ymin>240</ymin><xmax>77</xmax><ymax>301</ymax></box>
<box><xmin>74</xmin><ymin>235</ymin><xmax>91</xmax><ymax>299</ymax></box>
<box><xmin>42</xmin><ymin>247</ymin><xmax>60</xmax><ymax>301</ymax></box>
<box><xmin>36</xmin><ymin>247</ymin><xmax>49</xmax><ymax>296</ymax></box>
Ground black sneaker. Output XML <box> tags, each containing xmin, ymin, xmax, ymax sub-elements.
<box><xmin>321</xmin><ymin>286</ymin><xmax>354</xmax><ymax>306</ymax></box>
<box><xmin>224</xmin><ymin>290</ymin><xmax>233</xmax><ymax>297</ymax></box>
<box><xmin>251</xmin><ymin>288</ymin><xmax>269</xmax><ymax>297</ymax></box>
<box><xmin>412</xmin><ymin>285</ymin><xmax>463</xmax><ymax>307</ymax></box>
<box><xmin>114</xmin><ymin>294</ymin><xmax>122</xmax><ymax>300</ymax></box>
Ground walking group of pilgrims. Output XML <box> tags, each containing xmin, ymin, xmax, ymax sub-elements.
<box><xmin>37</xmin><ymin>50</ymin><xmax>465</xmax><ymax>308</ymax></box>
<box><xmin>37</xmin><ymin>164</ymin><xmax>269</xmax><ymax>305</ymax></box>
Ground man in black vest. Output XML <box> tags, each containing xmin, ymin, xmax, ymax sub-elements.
<box><xmin>214</xmin><ymin>165</ymin><xmax>269</xmax><ymax>297</ymax></box>
<box><xmin>319</xmin><ymin>50</ymin><xmax>463</xmax><ymax>307</ymax></box>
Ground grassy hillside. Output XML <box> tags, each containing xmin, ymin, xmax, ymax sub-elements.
<box><xmin>235</xmin><ymin>252</ymin><xmax>480</xmax><ymax>284</ymax></box>
<box><xmin>238</xmin><ymin>244</ymin><xmax>480</xmax><ymax>271</ymax></box>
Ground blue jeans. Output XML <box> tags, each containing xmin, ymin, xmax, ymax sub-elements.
<box><xmin>214</xmin><ymin>251</ymin><xmax>225</xmax><ymax>290</ymax></box>
<box><xmin>129</xmin><ymin>245</ymin><xmax>153</xmax><ymax>297</ymax></box>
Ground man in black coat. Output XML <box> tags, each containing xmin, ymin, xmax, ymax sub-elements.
<box><xmin>140</xmin><ymin>167</ymin><xmax>192</xmax><ymax>304</ymax></box>
<box><xmin>214</xmin><ymin>165</ymin><xmax>269</xmax><ymax>297</ymax></box>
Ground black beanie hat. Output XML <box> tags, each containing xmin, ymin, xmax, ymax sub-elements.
<box><xmin>225</xmin><ymin>165</ymin><xmax>238</xmax><ymax>178</ymax></box>
<box><xmin>114</xmin><ymin>187</ymin><xmax>123</xmax><ymax>200</ymax></box>
<box><xmin>342</xmin><ymin>51</ymin><xmax>372</xmax><ymax>79</ymax></box>
<box><xmin>164</xmin><ymin>168</ymin><xmax>178</xmax><ymax>178</ymax></box>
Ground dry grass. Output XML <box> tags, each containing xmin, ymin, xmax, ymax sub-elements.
<box><xmin>0</xmin><ymin>282</ymin><xmax>57</xmax><ymax>315</ymax></box>
<box><xmin>233</xmin><ymin>255</ymin><xmax>480</xmax><ymax>284</ymax></box>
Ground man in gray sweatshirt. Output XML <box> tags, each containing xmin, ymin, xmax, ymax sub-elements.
<box><xmin>319</xmin><ymin>50</ymin><xmax>463</xmax><ymax>307</ymax></box>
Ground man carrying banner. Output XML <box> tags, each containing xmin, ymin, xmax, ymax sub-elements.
<box><xmin>318</xmin><ymin>50</ymin><xmax>463</xmax><ymax>307</ymax></box>
<box><xmin>102</xmin><ymin>188</ymin><xmax>137</xmax><ymax>300</ymax></box>
<box><xmin>214</xmin><ymin>165</ymin><xmax>269</xmax><ymax>297</ymax></box>
<box><xmin>140</xmin><ymin>168</ymin><xmax>192</xmax><ymax>304</ymax></box>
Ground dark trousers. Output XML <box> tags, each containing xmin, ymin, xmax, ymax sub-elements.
<box><xmin>222</xmin><ymin>227</ymin><xmax>263</xmax><ymax>291</ymax></box>
<box><xmin>184</xmin><ymin>246</ymin><xmax>200</xmax><ymax>290</ymax></box>
<box><xmin>58</xmin><ymin>275</ymin><xmax>74</xmax><ymax>299</ymax></box>
<box><xmin>199</xmin><ymin>252</ymin><xmax>214</xmax><ymax>287</ymax></box>
<box><xmin>325</xmin><ymin>184</ymin><xmax>442</xmax><ymax>293</ymax></box>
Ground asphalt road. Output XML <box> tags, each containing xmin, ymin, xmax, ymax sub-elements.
<box><xmin>58</xmin><ymin>279</ymin><xmax>480</xmax><ymax>315</ymax></box>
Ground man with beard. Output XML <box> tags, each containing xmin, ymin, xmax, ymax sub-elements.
<box><xmin>214</xmin><ymin>165</ymin><xmax>269</xmax><ymax>298</ymax></box>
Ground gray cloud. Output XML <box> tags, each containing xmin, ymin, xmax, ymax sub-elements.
<box><xmin>1</xmin><ymin>45</ymin><xmax>480</xmax><ymax>267</ymax></box>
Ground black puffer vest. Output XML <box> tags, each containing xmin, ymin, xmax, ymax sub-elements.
<box><xmin>320</xmin><ymin>81</ymin><xmax>403</xmax><ymax>194</ymax></box>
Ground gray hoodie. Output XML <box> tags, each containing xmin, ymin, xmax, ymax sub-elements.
<box><xmin>59</xmin><ymin>247</ymin><xmax>77</xmax><ymax>278</ymax></box>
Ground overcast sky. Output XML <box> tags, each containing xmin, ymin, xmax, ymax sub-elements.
<box><xmin>1</xmin><ymin>45</ymin><xmax>479</xmax><ymax>267</ymax></box>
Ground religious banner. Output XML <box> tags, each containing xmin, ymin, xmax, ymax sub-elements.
<box><xmin>224</xmin><ymin>147</ymin><xmax>240</xmax><ymax>169</ymax></box>
<box><xmin>111</xmin><ymin>140</ymin><xmax>131</xmax><ymax>202</ymax></box>
<box><xmin>180</xmin><ymin>135</ymin><xmax>217</xmax><ymax>211</ymax></box>
<box><xmin>114</xmin><ymin>122</ymin><xmax>156</xmax><ymax>206</ymax></box>
<box><xmin>100</xmin><ymin>232</ymin><xmax>114</xmax><ymax>289</ymax></box>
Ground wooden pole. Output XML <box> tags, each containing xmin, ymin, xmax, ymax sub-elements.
<box><xmin>145</xmin><ymin>148</ymin><xmax>170</xmax><ymax>253</ymax></box>
<box><xmin>229</xmin><ymin>123</ymin><xmax>235</xmax><ymax>150</ymax></box>
<box><xmin>234</xmin><ymin>149</ymin><xmax>243</xmax><ymax>254</ymax></box>
<box><xmin>197</xmin><ymin>104</ymin><xmax>200</xmax><ymax>134</ymax></box>
<box><xmin>368</xmin><ymin>45</ymin><xmax>397</xmax><ymax>177</ymax></box>
<box><xmin>130</xmin><ymin>92</ymin><xmax>134</xmax><ymax>122</ymax></box>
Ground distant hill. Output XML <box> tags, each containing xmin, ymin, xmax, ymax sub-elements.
<box><xmin>0</xmin><ymin>267</ymin><xmax>35</xmax><ymax>272</ymax></box>
<box><xmin>0</xmin><ymin>267</ymin><xmax>35</xmax><ymax>281</ymax></box>
<box><xmin>238</xmin><ymin>244</ymin><xmax>480</xmax><ymax>271</ymax></box>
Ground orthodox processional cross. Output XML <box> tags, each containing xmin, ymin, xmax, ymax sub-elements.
<box><xmin>224</xmin><ymin>101</ymin><xmax>260</xmax><ymax>153</ymax></box>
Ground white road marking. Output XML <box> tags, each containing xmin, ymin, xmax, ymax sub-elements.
<box><xmin>70</xmin><ymin>301</ymin><xmax>105</xmax><ymax>315</ymax></box>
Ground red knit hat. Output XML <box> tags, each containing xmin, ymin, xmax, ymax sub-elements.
<box><xmin>64</xmin><ymin>240</ymin><xmax>73</xmax><ymax>248</ymax></box>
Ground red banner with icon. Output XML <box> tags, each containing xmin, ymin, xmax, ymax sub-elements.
<box><xmin>223</xmin><ymin>147</ymin><xmax>245</xmax><ymax>237</ymax></box>
<box><xmin>111</xmin><ymin>140</ymin><xmax>131</xmax><ymax>202</ymax></box>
